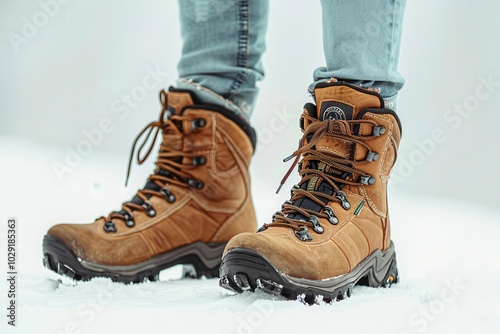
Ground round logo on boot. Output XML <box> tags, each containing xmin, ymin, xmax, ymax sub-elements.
<box><xmin>323</xmin><ymin>106</ymin><xmax>346</xmax><ymax>120</ymax></box>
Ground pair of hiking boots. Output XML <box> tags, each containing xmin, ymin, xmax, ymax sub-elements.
<box><xmin>43</xmin><ymin>81</ymin><xmax>401</xmax><ymax>304</ymax></box>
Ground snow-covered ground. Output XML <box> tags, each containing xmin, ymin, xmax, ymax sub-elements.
<box><xmin>1</xmin><ymin>137</ymin><xmax>499</xmax><ymax>334</ymax></box>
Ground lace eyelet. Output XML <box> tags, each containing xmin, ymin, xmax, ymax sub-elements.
<box><xmin>187</xmin><ymin>178</ymin><xmax>204</xmax><ymax>189</ymax></box>
<box><xmin>359</xmin><ymin>175</ymin><xmax>376</xmax><ymax>185</ymax></box>
<box><xmin>103</xmin><ymin>221</ymin><xmax>117</xmax><ymax>233</ymax></box>
<box><xmin>372</xmin><ymin>126</ymin><xmax>386</xmax><ymax>136</ymax></box>
<box><xmin>365</xmin><ymin>152</ymin><xmax>379</xmax><ymax>162</ymax></box>
<box><xmin>335</xmin><ymin>191</ymin><xmax>351</xmax><ymax>210</ymax></box>
<box><xmin>193</xmin><ymin>156</ymin><xmax>206</xmax><ymax>166</ymax></box>
<box><xmin>142</xmin><ymin>201</ymin><xmax>156</xmax><ymax>217</ymax></box>
<box><xmin>160</xmin><ymin>188</ymin><xmax>176</xmax><ymax>203</ymax></box>
<box><xmin>323</xmin><ymin>206</ymin><xmax>339</xmax><ymax>225</ymax></box>
<box><xmin>309</xmin><ymin>215</ymin><xmax>324</xmax><ymax>234</ymax></box>
<box><xmin>191</xmin><ymin>118</ymin><xmax>206</xmax><ymax>130</ymax></box>
<box><xmin>295</xmin><ymin>226</ymin><xmax>312</xmax><ymax>241</ymax></box>
<box><xmin>124</xmin><ymin>212</ymin><xmax>135</xmax><ymax>227</ymax></box>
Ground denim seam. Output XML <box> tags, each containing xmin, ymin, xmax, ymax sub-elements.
<box><xmin>229</xmin><ymin>0</ymin><xmax>251</xmax><ymax>95</ymax></box>
<box><xmin>389</xmin><ymin>0</ymin><xmax>400</xmax><ymax>82</ymax></box>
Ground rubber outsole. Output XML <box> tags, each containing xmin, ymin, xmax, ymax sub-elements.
<box><xmin>43</xmin><ymin>235</ymin><xmax>226</xmax><ymax>283</ymax></box>
<box><xmin>219</xmin><ymin>241</ymin><xmax>398</xmax><ymax>304</ymax></box>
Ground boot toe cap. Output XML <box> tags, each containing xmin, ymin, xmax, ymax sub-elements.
<box><xmin>47</xmin><ymin>223</ymin><xmax>96</xmax><ymax>260</ymax></box>
<box><xmin>224</xmin><ymin>229</ymin><xmax>352</xmax><ymax>280</ymax></box>
<box><xmin>224</xmin><ymin>230</ymin><xmax>320</xmax><ymax>280</ymax></box>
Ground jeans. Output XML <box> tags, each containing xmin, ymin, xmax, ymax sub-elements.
<box><xmin>177</xmin><ymin>0</ymin><xmax>406</xmax><ymax>117</ymax></box>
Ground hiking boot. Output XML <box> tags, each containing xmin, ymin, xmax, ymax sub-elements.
<box><xmin>219</xmin><ymin>81</ymin><xmax>402</xmax><ymax>304</ymax></box>
<box><xmin>43</xmin><ymin>87</ymin><xmax>257</xmax><ymax>283</ymax></box>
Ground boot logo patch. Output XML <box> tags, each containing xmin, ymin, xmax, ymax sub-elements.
<box><xmin>324</xmin><ymin>106</ymin><xmax>346</xmax><ymax>120</ymax></box>
<box><xmin>320</xmin><ymin>101</ymin><xmax>354</xmax><ymax>121</ymax></box>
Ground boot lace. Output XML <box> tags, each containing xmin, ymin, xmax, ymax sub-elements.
<box><xmin>263</xmin><ymin>115</ymin><xmax>384</xmax><ymax>241</ymax></box>
<box><xmin>101</xmin><ymin>90</ymin><xmax>206</xmax><ymax>231</ymax></box>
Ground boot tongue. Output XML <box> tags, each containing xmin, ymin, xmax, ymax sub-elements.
<box><xmin>314</xmin><ymin>83</ymin><xmax>384</xmax><ymax>121</ymax></box>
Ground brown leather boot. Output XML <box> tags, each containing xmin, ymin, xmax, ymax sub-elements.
<box><xmin>220</xmin><ymin>81</ymin><xmax>402</xmax><ymax>304</ymax></box>
<box><xmin>43</xmin><ymin>87</ymin><xmax>257</xmax><ymax>282</ymax></box>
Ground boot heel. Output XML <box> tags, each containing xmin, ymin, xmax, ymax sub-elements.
<box><xmin>356</xmin><ymin>242</ymin><xmax>399</xmax><ymax>288</ymax></box>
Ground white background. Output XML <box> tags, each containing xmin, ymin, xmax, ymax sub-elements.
<box><xmin>0</xmin><ymin>1</ymin><xmax>499</xmax><ymax>333</ymax></box>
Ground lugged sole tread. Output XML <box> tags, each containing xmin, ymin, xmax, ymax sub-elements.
<box><xmin>43</xmin><ymin>235</ymin><xmax>226</xmax><ymax>283</ymax></box>
<box><xmin>219</xmin><ymin>241</ymin><xmax>399</xmax><ymax>305</ymax></box>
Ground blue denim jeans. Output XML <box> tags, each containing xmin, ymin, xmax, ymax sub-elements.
<box><xmin>177</xmin><ymin>0</ymin><xmax>406</xmax><ymax>117</ymax></box>
<box><xmin>314</xmin><ymin>0</ymin><xmax>407</xmax><ymax>110</ymax></box>
<box><xmin>177</xmin><ymin>0</ymin><xmax>268</xmax><ymax>117</ymax></box>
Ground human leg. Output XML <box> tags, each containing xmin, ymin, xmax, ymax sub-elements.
<box><xmin>314</xmin><ymin>0</ymin><xmax>406</xmax><ymax>109</ymax></box>
<box><xmin>177</xmin><ymin>0</ymin><xmax>269</xmax><ymax>117</ymax></box>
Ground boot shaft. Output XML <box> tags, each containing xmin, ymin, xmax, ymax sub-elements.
<box><xmin>159</xmin><ymin>89</ymin><xmax>256</xmax><ymax>209</ymax></box>
<box><xmin>305</xmin><ymin>82</ymin><xmax>402</xmax><ymax>250</ymax></box>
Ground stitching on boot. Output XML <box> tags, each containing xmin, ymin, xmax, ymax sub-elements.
<box><xmin>359</xmin><ymin>187</ymin><xmax>386</xmax><ymax>218</ymax></box>
<box><xmin>351</xmin><ymin>220</ymin><xmax>373</xmax><ymax>254</ymax></box>
<box><xmin>366</xmin><ymin>113</ymin><xmax>394</xmax><ymax>178</ymax></box>
<box><xmin>210</xmin><ymin>135</ymin><xmax>253</xmax><ymax>240</ymax></box>
<box><xmin>207</xmin><ymin>113</ymin><xmax>242</xmax><ymax>178</ymax></box>
<box><xmin>216</xmin><ymin>123</ymin><xmax>251</xmax><ymax>166</ymax></box>
<box><xmin>191</xmin><ymin>129</ymin><xmax>252</xmax><ymax>214</ymax></box>
<box><xmin>316</xmin><ymin>145</ymin><xmax>350</xmax><ymax>158</ymax></box>
<box><xmin>210</xmin><ymin>195</ymin><xmax>250</xmax><ymax>241</ymax></box>
<box><xmin>331</xmin><ymin>238</ymin><xmax>352</xmax><ymax>271</ymax></box>
<box><xmin>138</xmin><ymin>231</ymin><xmax>160</xmax><ymax>256</ymax></box>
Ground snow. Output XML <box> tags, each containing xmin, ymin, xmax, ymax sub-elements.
<box><xmin>1</xmin><ymin>137</ymin><xmax>499</xmax><ymax>334</ymax></box>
